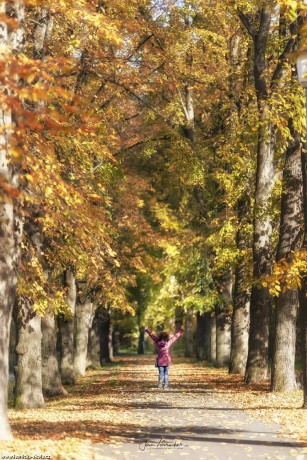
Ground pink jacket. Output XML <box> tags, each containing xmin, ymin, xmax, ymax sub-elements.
<box><xmin>145</xmin><ymin>328</ymin><xmax>184</xmax><ymax>366</ymax></box>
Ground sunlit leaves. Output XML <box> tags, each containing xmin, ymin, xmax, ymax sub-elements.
<box><xmin>262</xmin><ymin>251</ymin><xmax>307</xmax><ymax>295</ymax></box>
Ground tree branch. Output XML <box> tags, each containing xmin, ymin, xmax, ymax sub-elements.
<box><xmin>237</xmin><ymin>8</ymin><xmax>255</xmax><ymax>38</ymax></box>
<box><xmin>103</xmin><ymin>78</ymin><xmax>172</xmax><ymax>124</ymax></box>
<box><xmin>270</xmin><ymin>35</ymin><xmax>298</xmax><ymax>89</ymax></box>
<box><xmin>126</xmin><ymin>33</ymin><xmax>155</xmax><ymax>62</ymax></box>
<box><xmin>270</xmin><ymin>14</ymin><xmax>304</xmax><ymax>89</ymax></box>
<box><xmin>257</xmin><ymin>6</ymin><xmax>272</xmax><ymax>45</ymax></box>
<box><xmin>116</xmin><ymin>135</ymin><xmax>171</xmax><ymax>155</ymax></box>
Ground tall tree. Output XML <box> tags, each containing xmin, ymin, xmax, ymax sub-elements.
<box><xmin>272</xmin><ymin>122</ymin><xmax>303</xmax><ymax>391</ymax></box>
<box><xmin>239</xmin><ymin>4</ymin><xmax>276</xmax><ymax>383</ymax></box>
<box><xmin>14</xmin><ymin>3</ymin><xmax>54</xmax><ymax>410</ymax></box>
<box><xmin>0</xmin><ymin>0</ymin><xmax>24</xmax><ymax>437</ymax></box>
<box><xmin>14</xmin><ymin>227</ymin><xmax>45</xmax><ymax>409</ymax></box>
<box><xmin>236</xmin><ymin>2</ymin><xmax>300</xmax><ymax>383</ymax></box>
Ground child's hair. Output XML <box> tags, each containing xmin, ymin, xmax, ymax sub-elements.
<box><xmin>158</xmin><ymin>331</ymin><xmax>169</xmax><ymax>342</ymax></box>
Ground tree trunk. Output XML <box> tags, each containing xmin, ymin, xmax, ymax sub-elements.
<box><xmin>215</xmin><ymin>269</ymin><xmax>232</xmax><ymax>368</ymax></box>
<box><xmin>196</xmin><ymin>312</ymin><xmax>211</xmax><ymax>361</ymax></box>
<box><xmin>184</xmin><ymin>308</ymin><xmax>194</xmax><ymax>357</ymax></box>
<box><xmin>14</xmin><ymin>225</ymin><xmax>45</xmax><ymax>410</ymax></box>
<box><xmin>299</xmin><ymin>282</ymin><xmax>307</xmax><ymax>407</ymax></box>
<box><xmin>0</xmin><ymin>285</ymin><xmax>16</xmax><ymax>439</ymax></box>
<box><xmin>227</xmin><ymin>38</ymin><xmax>250</xmax><ymax>375</ymax></box>
<box><xmin>0</xmin><ymin>201</ymin><xmax>16</xmax><ymax>437</ymax></box>
<box><xmin>246</xmin><ymin>293</ymin><xmax>271</xmax><ymax>382</ymax></box>
<box><xmin>196</xmin><ymin>312</ymin><xmax>206</xmax><ymax>360</ymax></box>
<box><xmin>272</xmin><ymin>128</ymin><xmax>303</xmax><ymax>392</ymax></box>
<box><xmin>9</xmin><ymin>318</ymin><xmax>17</xmax><ymax>375</ymax></box>
<box><xmin>58</xmin><ymin>270</ymin><xmax>76</xmax><ymax>385</ymax></box>
<box><xmin>87</xmin><ymin>308</ymin><xmax>100</xmax><ymax>369</ymax></box>
<box><xmin>113</xmin><ymin>330</ymin><xmax>120</xmax><ymax>354</ymax></box>
<box><xmin>14</xmin><ymin>223</ymin><xmax>45</xmax><ymax>409</ymax></box>
<box><xmin>245</xmin><ymin>103</ymin><xmax>275</xmax><ymax>383</ymax></box>
<box><xmin>12</xmin><ymin>3</ymin><xmax>52</xmax><ymax>413</ymax></box>
<box><xmin>14</xmin><ymin>224</ymin><xmax>45</xmax><ymax>410</ymax></box>
<box><xmin>14</xmin><ymin>299</ymin><xmax>45</xmax><ymax>409</ymax></box>
<box><xmin>175</xmin><ymin>306</ymin><xmax>184</xmax><ymax>331</ymax></box>
<box><xmin>180</xmin><ymin>45</ymin><xmax>196</xmax><ymax>145</ymax></box>
<box><xmin>74</xmin><ymin>297</ymin><xmax>93</xmax><ymax>376</ymax></box>
<box><xmin>138</xmin><ymin>326</ymin><xmax>145</xmax><ymax>354</ymax></box>
<box><xmin>33</xmin><ymin>6</ymin><xmax>53</xmax><ymax>60</ymax></box>
<box><xmin>216</xmin><ymin>308</ymin><xmax>231</xmax><ymax>367</ymax></box>
<box><xmin>210</xmin><ymin>314</ymin><xmax>217</xmax><ymax>364</ymax></box>
<box><xmin>41</xmin><ymin>315</ymin><xmax>67</xmax><ymax>396</ymax></box>
<box><xmin>59</xmin><ymin>314</ymin><xmax>76</xmax><ymax>384</ymax></box>
<box><xmin>27</xmin><ymin>8</ymin><xmax>55</xmax><ymax>401</ymax></box>
<box><xmin>0</xmin><ymin>0</ymin><xmax>24</xmax><ymax>439</ymax></box>
<box><xmin>299</xmin><ymin>119</ymin><xmax>307</xmax><ymax>408</ymax></box>
<box><xmin>182</xmin><ymin>84</ymin><xmax>196</xmax><ymax>142</ymax></box>
<box><xmin>230</xmin><ymin>195</ymin><xmax>251</xmax><ymax>375</ymax></box>
<box><xmin>238</xmin><ymin>6</ymin><xmax>276</xmax><ymax>384</ymax></box>
<box><xmin>100</xmin><ymin>307</ymin><xmax>113</xmax><ymax>364</ymax></box>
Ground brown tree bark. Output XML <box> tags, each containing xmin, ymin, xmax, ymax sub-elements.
<box><xmin>299</xmin><ymin>282</ymin><xmax>307</xmax><ymax>408</ymax></box>
<box><xmin>184</xmin><ymin>308</ymin><xmax>195</xmax><ymax>357</ymax></box>
<box><xmin>238</xmin><ymin>6</ymin><xmax>275</xmax><ymax>383</ymax></box>
<box><xmin>216</xmin><ymin>304</ymin><xmax>231</xmax><ymax>368</ymax></box>
<box><xmin>245</xmin><ymin>115</ymin><xmax>275</xmax><ymax>382</ymax></box>
<box><xmin>196</xmin><ymin>312</ymin><xmax>211</xmax><ymax>361</ymax></box>
<box><xmin>33</xmin><ymin>6</ymin><xmax>53</xmax><ymax>60</ymax></box>
<box><xmin>41</xmin><ymin>315</ymin><xmax>67</xmax><ymax>396</ymax></box>
<box><xmin>74</xmin><ymin>296</ymin><xmax>93</xmax><ymax>376</ymax></box>
<box><xmin>100</xmin><ymin>307</ymin><xmax>113</xmax><ymax>364</ymax></box>
<box><xmin>216</xmin><ymin>270</ymin><xmax>232</xmax><ymax>367</ymax></box>
<box><xmin>14</xmin><ymin>1</ymin><xmax>54</xmax><ymax>412</ymax></box>
<box><xmin>138</xmin><ymin>326</ymin><xmax>145</xmax><ymax>354</ymax></box>
<box><xmin>0</xmin><ymin>0</ymin><xmax>24</xmax><ymax>439</ymax></box>
<box><xmin>272</xmin><ymin>127</ymin><xmax>303</xmax><ymax>392</ymax></box>
<box><xmin>58</xmin><ymin>270</ymin><xmax>76</xmax><ymax>385</ymax></box>
<box><xmin>239</xmin><ymin>2</ymin><xmax>300</xmax><ymax>385</ymax></box>
<box><xmin>113</xmin><ymin>330</ymin><xmax>120</xmax><ymax>354</ymax></box>
<box><xmin>227</xmin><ymin>31</ymin><xmax>252</xmax><ymax>376</ymax></box>
<box><xmin>210</xmin><ymin>314</ymin><xmax>217</xmax><ymax>364</ymax></box>
<box><xmin>230</xmin><ymin>195</ymin><xmax>251</xmax><ymax>375</ymax></box>
<box><xmin>14</xmin><ymin>298</ymin><xmax>45</xmax><ymax>409</ymax></box>
<box><xmin>87</xmin><ymin>308</ymin><xmax>101</xmax><ymax>369</ymax></box>
<box><xmin>175</xmin><ymin>306</ymin><xmax>184</xmax><ymax>331</ymax></box>
<box><xmin>14</xmin><ymin>226</ymin><xmax>45</xmax><ymax>409</ymax></box>
<box><xmin>300</xmin><ymin>129</ymin><xmax>307</xmax><ymax>408</ymax></box>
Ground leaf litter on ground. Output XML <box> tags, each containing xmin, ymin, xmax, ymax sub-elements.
<box><xmin>1</xmin><ymin>355</ymin><xmax>306</xmax><ymax>460</ymax></box>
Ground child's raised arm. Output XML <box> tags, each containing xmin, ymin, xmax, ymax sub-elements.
<box><xmin>168</xmin><ymin>326</ymin><xmax>184</xmax><ymax>346</ymax></box>
<box><xmin>145</xmin><ymin>328</ymin><xmax>159</xmax><ymax>344</ymax></box>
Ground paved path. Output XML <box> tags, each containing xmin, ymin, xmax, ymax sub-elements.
<box><xmin>89</xmin><ymin>357</ymin><xmax>307</xmax><ymax>460</ymax></box>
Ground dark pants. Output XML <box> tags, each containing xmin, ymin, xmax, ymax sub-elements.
<box><xmin>158</xmin><ymin>365</ymin><xmax>169</xmax><ymax>387</ymax></box>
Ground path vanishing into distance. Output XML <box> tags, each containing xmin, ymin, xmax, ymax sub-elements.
<box><xmin>89</xmin><ymin>356</ymin><xmax>307</xmax><ymax>460</ymax></box>
<box><xmin>6</xmin><ymin>355</ymin><xmax>307</xmax><ymax>460</ymax></box>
